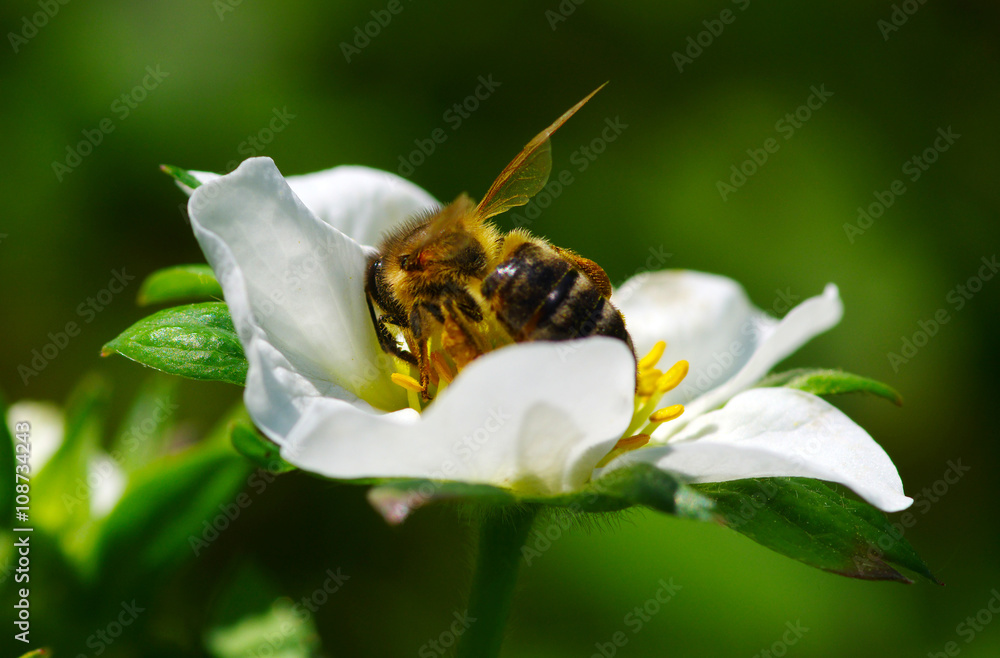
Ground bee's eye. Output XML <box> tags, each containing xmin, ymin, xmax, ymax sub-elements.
<box><xmin>400</xmin><ymin>254</ymin><xmax>410</xmax><ymax>269</ymax></box>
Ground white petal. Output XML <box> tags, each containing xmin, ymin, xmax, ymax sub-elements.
<box><xmin>278</xmin><ymin>338</ymin><xmax>636</xmax><ymax>495</ymax></box>
<box><xmin>671</xmin><ymin>284</ymin><xmax>842</xmax><ymax>428</ymax></box>
<box><xmin>599</xmin><ymin>387</ymin><xmax>911</xmax><ymax>512</ymax></box>
<box><xmin>283</xmin><ymin>165</ymin><xmax>437</xmax><ymax>247</ymax></box>
<box><xmin>89</xmin><ymin>453</ymin><xmax>127</xmax><ymax>519</ymax></box>
<box><xmin>183</xmin><ymin>164</ymin><xmax>437</xmax><ymax>246</ymax></box>
<box><xmin>613</xmin><ymin>270</ymin><xmax>774</xmax><ymax>408</ymax></box>
<box><xmin>6</xmin><ymin>401</ymin><xmax>64</xmax><ymax>474</ymax></box>
<box><xmin>189</xmin><ymin>157</ymin><xmax>405</xmax><ymax>411</ymax></box>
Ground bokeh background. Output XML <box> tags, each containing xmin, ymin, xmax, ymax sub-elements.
<box><xmin>2</xmin><ymin>0</ymin><xmax>999</xmax><ymax>656</ymax></box>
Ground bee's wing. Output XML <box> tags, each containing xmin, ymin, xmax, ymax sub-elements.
<box><xmin>412</xmin><ymin>194</ymin><xmax>475</xmax><ymax>252</ymax></box>
<box><xmin>475</xmin><ymin>83</ymin><xmax>606</xmax><ymax>221</ymax></box>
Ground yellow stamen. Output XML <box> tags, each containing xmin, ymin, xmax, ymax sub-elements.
<box><xmin>430</xmin><ymin>352</ymin><xmax>455</xmax><ymax>384</ymax></box>
<box><xmin>636</xmin><ymin>368</ymin><xmax>663</xmax><ymax>397</ymax></box>
<box><xmin>638</xmin><ymin>340</ymin><xmax>667</xmax><ymax>372</ymax></box>
<box><xmin>390</xmin><ymin>372</ymin><xmax>423</xmax><ymax>393</ymax></box>
<box><xmin>614</xmin><ymin>433</ymin><xmax>651</xmax><ymax>450</ymax></box>
<box><xmin>596</xmin><ymin>433</ymin><xmax>651</xmax><ymax>468</ymax></box>
<box><xmin>656</xmin><ymin>360</ymin><xmax>689</xmax><ymax>394</ymax></box>
<box><xmin>649</xmin><ymin>404</ymin><xmax>684</xmax><ymax>423</ymax></box>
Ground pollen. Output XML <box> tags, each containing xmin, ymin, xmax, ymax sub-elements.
<box><xmin>619</xmin><ymin>341</ymin><xmax>691</xmax><ymax>445</ymax></box>
<box><xmin>656</xmin><ymin>360</ymin><xmax>689</xmax><ymax>395</ymax></box>
<box><xmin>390</xmin><ymin>373</ymin><xmax>424</xmax><ymax>393</ymax></box>
<box><xmin>430</xmin><ymin>352</ymin><xmax>455</xmax><ymax>384</ymax></box>
<box><xmin>596</xmin><ymin>433</ymin><xmax>651</xmax><ymax>468</ymax></box>
<box><xmin>649</xmin><ymin>404</ymin><xmax>684</xmax><ymax>423</ymax></box>
<box><xmin>638</xmin><ymin>340</ymin><xmax>667</xmax><ymax>372</ymax></box>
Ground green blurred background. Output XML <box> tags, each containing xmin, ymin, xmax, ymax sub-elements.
<box><xmin>2</xmin><ymin>0</ymin><xmax>999</xmax><ymax>655</ymax></box>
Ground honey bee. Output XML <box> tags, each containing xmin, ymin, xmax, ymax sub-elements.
<box><xmin>365</xmin><ymin>84</ymin><xmax>635</xmax><ymax>399</ymax></box>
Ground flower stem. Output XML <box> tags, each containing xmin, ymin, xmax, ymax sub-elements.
<box><xmin>455</xmin><ymin>504</ymin><xmax>538</xmax><ymax>658</ymax></box>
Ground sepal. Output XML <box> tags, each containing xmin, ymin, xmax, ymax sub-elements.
<box><xmin>693</xmin><ymin>477</ymin><xmax>939</xmax><ymax>583</ymax></box>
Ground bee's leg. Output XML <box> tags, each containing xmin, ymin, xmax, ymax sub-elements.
<box><xmin>366</xmin><ymin>293</ymin><xmax>416</xmax><ymax>365</ymax></box>
<box><xmin>441</xmin><ymin>296</ymin><xmax>489</xmax><ymax>369</ymax></box>
<box><xmin>409</xmin><ymin>303</ymin><xmax>443</xmax><ymax>400</ymax></box>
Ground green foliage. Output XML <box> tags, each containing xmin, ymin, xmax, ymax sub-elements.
<box><xmin>206</xmin><ymin>600</ymin><xmax>319</xmax><ymax>658</ymax></box>
<box><xmin>137</xmin><ymin>264</ymin><xmax>223</xmax><ymax>306</ymax></box>
<box><xmin>760</xmin><ymin>368</ymin><xmax>903</xmax><ymax>406</ymax></box>
<box><xmin>160</xmin><ymin>164</ymin><xmax>202</xmax><ymax>189</ymax></box>
<box><xmin>102</xmin><ymin>303</ymin><xmax>247</xmax><ymax>386</ymax></box>
<box><xmin>90</xmin><ymin>439</ymin><xmax>253</xmax><ymax>586</ymax></box>
<box><xmin>31</xmin><ymin>375</ymin><xmax>111</xmax><ymax>563</ymax></box>
<box><xmin>693</xmin><ymin>478</ymin><xmax>938</xmax><ymax>584</ymax></box>
<box><xmin>366</xmin><ymin>464</ymin><xmax>712</xmax><ymax>525</ymax></box>
<box><xmin>0</xmin><ymin>390</ymin><xmax>14</xmax><ymax>526</ymax></box>
<box><xmin>110</xmin><ymin>375</ymin><xmax>179</xmax><ymax>473</ymax></box>
<box><xmin>230</xmin><ymin>419</ymin><xmax>295</xmax><ymax>474</ymax></box>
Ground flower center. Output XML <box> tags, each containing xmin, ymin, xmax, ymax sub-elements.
<box><xmin>387</xmin><ymin>336</ymin><xmax>690</xmax><ymax>463</ymax></box>
<box><xmin>596</xmin><ymin>340</ymin><xmax>689</xmax><ymax>468</ymax></box>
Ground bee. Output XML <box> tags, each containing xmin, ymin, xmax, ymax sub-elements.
<box><xmin>365</xmin><ymin>84</ymin><xmax>635</xmax><ymax>399</ymax></box>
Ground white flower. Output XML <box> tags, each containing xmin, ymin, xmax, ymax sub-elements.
<box><xmin>6</xmin><ymin>400</ymin><xmax>126</xmax><ymax>519</ymax></box>
<box><xmin>183</xmin><ymin>157</ymin><xmax>911</xmax><ymax>513</ymax></box>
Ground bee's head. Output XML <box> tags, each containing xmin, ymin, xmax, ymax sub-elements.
<box><xmin>397</xmin><ymin>195</ymin><xmax>489</xmax><ymax>279</ymax></box>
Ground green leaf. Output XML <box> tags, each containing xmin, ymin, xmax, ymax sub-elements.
<box><xmin>0</xmin><ymin>389</ymin><xmax>14</xmax><ymax>526</ymax></box>
<box><xmin>758</xmin><ymin>368</ymin><xmax>902</xmax><ymax>406</ymax></box>
<box><xmin>102</xmin><ymin>302</ymin><xmax>247</xmax><ymax>386</ymax></box>
<box><xmin>207</xmin><ymin>599</ymin><xmax>320</xmax><ymax>658</ymax></box>
<box><xmin>230</xmin><ymin>420</ymin><xmax>295</xmax><ymax>474</ymax></box>
<box><xmin>693</xmin><ymin>478</ymin><xmax>939</xmax><ymax>584</ymax></box>
<box><xmin>91</xmin><ymin>425</ymin><xmax>254</xmax><ymax>587</ymax></box>
<box><xmin>537</xmin><ymin>463</ymin><xmax>713</xmax><ymax>521</ymax></box>
<box><xmin>32</xmin><ymin>375</ymin><xmax>110</xmax><ymax>562</ymax></box>
<box><xmin>161</xmin><ymin>163</ymin><xmax>202</xmax><ymax>189</ymax></box>
<box><xmin>137</xmin><ymin>264</ymin><xmax>223</xmax><ymax>306</ymax></box>
<box><xmin>365</xmin><ymin>464</ymin><xmax>713</xmax><ymax>525</ymax></box>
